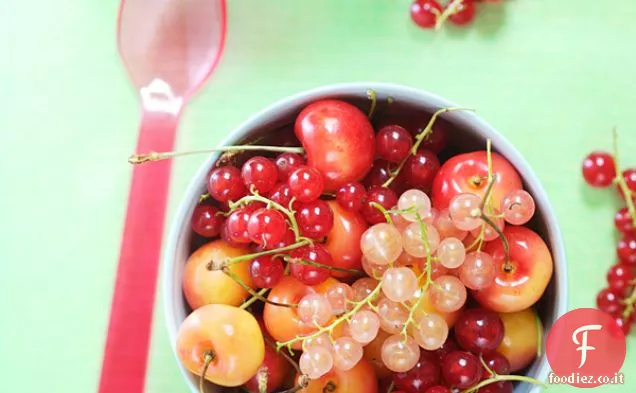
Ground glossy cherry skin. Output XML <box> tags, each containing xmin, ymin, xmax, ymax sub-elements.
<box><xmin>393</xmin><ymin>350</ymin><xmax>441</xmax><ymax>393</ymax></box>
<box><xmin>295</xmin><ymin>99</ymin><xmax>375</xmax><ymax>191</ymax></box>
<box><xmin>496</xmin><ymin>308</ymin><xmax>540</xmax><ymax>372</ymax></box>
<box><xmin>481</xmin><ymin>351</ymin><xmax>510</xmax><ymax>379</ymax></box>
<box><xmin>182</xmin><ymin>240</ymin><xmax>254</xmax><ymax>309</ymax></box>
<box><xmin>176</xmin><ymin>304</ymin><xmax>264</xmax><ymax>387</ymax></box>
<box><xmin>297</xmin><ymin>357</ymin><xmax>378</xmax><ymax>393</ymax></box>
<box><xmin>454</xmin><ymin>308</ymin><xmax>505</xmax><ymax>354</ymax></box>
<box><xmin>441</xmin><ymin>351</ymin><xmax>482</xmax><ymax>389</ymax></box>
<box><xmin>431</xmin><ymin>151</ymin><xmax>522</xmax><ymax>210</ymax></box>
<box><xmin>476</xmin><ymin>226</ymin><xmax>553</xmax><ymax>313</ymax></box>
<box><xmin>324</xmin><ymin>200</ymin><xmax>368</xmax><ymax>278</ymax></box>
<box><xmin>244</xmin><ymin>343</ymin><xmax>292</xmax><ymax>393</ymax></box>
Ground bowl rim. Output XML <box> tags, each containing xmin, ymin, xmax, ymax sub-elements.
<box><xmin>162</xmin><ymin>82</ymin><xmax>568</xmax><ymax>393</ymax></box>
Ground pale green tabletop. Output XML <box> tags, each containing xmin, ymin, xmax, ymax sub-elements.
<box><xmin>2</xmin><ymin>0</ymin><xmax>635</xmax><ymax>392</ymax></box>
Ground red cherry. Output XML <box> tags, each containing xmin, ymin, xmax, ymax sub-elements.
<box><xmin>244</xmin><ymin>343</ymin><xmax>290</xmax><ymax>392</ymax></box>
<box><xmin>393</xmin><ymin>350</ymin><xmax>441</xmax><ymax>393</ymax></box>
<box><xmin>480</xmin><ymin>351</ymin><xmax>510</xmax><ymax>379</ymax></box>
<box><xmin>242</xmin><ymin>156</ymin><xmax>279</xmax><ymax>194</ymax></box>
<box><xmin>447</xmin><ymin>0</ymin><xmax>476</xmax><ymax>26</ymax></box>
<box><xmin>361</xmin><ymin>187</ymin><xmax>398</xmax><ymax>224</ymax></box>
<box><xmin>617</xmin><ymin>235</ymin><xmax>636</xmax><ymax>265</ymax></box>
<box><xmin>376</xmin><ymin>125</ymin><xmax>414</xmax><ymax>163</ymax></box>
<box><xmin>249</xmin><ymin>255</ymin><xmax>285</xmax><ymax>288</ymax></box>
<box><xmin>288</xmin><ymin>166</ymin><xmax>324</xmax><ymax>203</ymax></box>
<box><xmin>478</xmin><ymin>381</ymin><xmax>513</xmax><ymax>393</ymax></box>
<box><xmin>247</xmin><ymin>208</ymin><xmax>288</xmax><ymax>246</ymax></box>
<box><xmin>274</xmin><ymin>152</ymin><xmax>305</xmax><ymax>181</ymax></box>
<box><xmin>607</xmin><ymin>263</ymin><xmax>634</xmax><ymax>292</ymax></box>
<box><xmin>226</xmin><ymin>207</ymin><xmax>253</xmax><ymax>243</ymax></box>
<box><xmin>454</xmin><ymin>308</ymin><xmax>504</xmax><ymax>354</ymax></box>
<box><xmin>191</xmin><ymin>205</ymin><xmax>224</xmax><ymax>237</ymax></box>
<box><xmin>424</xmin><ymin>386</ymin><xmax>451</xmax><ymax>393</ymax></box>
<box><xmin>410</xmin><ymin>0</ymin><xmax>443</xmax><ymax>29</ymax></box>
<box><xmin>404</xmin><ymin>149</ymin><xmax>440</xmax><ymax>190</ymax></box>
<box><xmin>289</xmin><ymin>243</ymin><xmax>334</xmax><ymax>285</ymax></box>
<box><xmin>432</xmin><ymin>337</ymin><xmax>458</xmax><ymax>362</ymax></box>
<box><xmin>268</xmin><ymin>183</ymin><xmax>294</xmax><ymax>208</ymax></box>
<box><xmin>615</xmin><ymin>208</ymin><xmax>636</xmax><ymax>235</ymax></box>
<box><xmin>336</xmin><ymin>182</ymin><xmax>367</xmax><ymax>212</ymax></box>
<box><xmin>441</xmin><ymin>351</ymin><xmax>482</xmax><ymax>389</ymax></box>
<box><xmin>296</xmin><ymin>200</ymin><xmax>334</xmax><ymax>239</ymax></box>
<box><xmin>596</xmin><ymin>288</ymin><xmax>624</xmax><ymax>314</ymax></box>
<box><xmin>582</xmin><ymin>151</ymin><xmax>616</xmax><ymax>187</ymax></box>
<box><xmin>208</xmin><ymin>166</ymin><xmax>246</xmax><ymax>202</ymax></box>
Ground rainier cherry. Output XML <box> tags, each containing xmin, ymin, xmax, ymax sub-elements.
<box><xmin>410</xmin><ymin>0</ymin><xmax>443</xmax><ymax>29</ymax></box>
<box><xmin>582</xmin><ymin>151</ymin><xmax>616</xmax><ymax>187</ymax></box>
<box><xmin>241</xmin><ymin>156</ymin><xmax>278</xmax><ymax>194</ymax></box>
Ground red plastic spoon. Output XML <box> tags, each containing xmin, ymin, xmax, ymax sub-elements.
<box><xmin>99</xmin><ymin>1</ymin><xmax>226</xmax><ymax>392</ymax></box>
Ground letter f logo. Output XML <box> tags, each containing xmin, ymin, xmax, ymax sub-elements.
<box><xmin>572</xmin><ymin>324</ymin><xmax>602</xmax><ymax>368</ymax></box>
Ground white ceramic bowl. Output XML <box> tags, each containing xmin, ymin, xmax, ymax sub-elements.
<box><xmin>163</xmin><ymin>82</ymin><xmax>568</xmax><ymax>393</ymax></box>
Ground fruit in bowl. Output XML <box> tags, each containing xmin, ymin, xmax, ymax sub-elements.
<box><xmin>154</xmin><ymin>84</ymin><xmax>567</xmax><ymax>393</ymax></box>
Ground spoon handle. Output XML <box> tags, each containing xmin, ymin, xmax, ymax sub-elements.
<box><xmin>99</xmin><ymin>110</ymin><xmax>179</xmax><ymax>393</ymax></box>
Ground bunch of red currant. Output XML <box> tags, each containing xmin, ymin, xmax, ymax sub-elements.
<box><xmin>410</xmin><ymin>0</ymin><xmax>501</xmax><ymax>29</ymax></box>
<box><xmin>583</xmin><ymin>134</ymin><xmax>636</xmax><ymax>335</ymax></box>
<box><xmin>131</xmin><ymin>93</ymin><xmax>554</xmax><ymax>393</ymax></box>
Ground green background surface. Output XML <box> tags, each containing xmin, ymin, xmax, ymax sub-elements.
<box><xmin>2</xmin><ymin>0</ymin><xmax>635</xmax><ymax>392</ymax></box>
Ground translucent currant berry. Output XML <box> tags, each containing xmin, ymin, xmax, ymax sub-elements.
<box><xmin>333</xmin><ymin>336</ymin><xmax>364</xmax><ymax>371</ymax></box>
<box><xmin>459</xmin><ymin>251</ymin><xmax>496</xmax><ymax>290</ymax></box>
<box><xmin>351</xmin><ymin>277</ymin><xmax>380</xmax><ymax>302</ymax></box>
<box><xmin>360</xmin><ymin>223</ymin><xmax>404</xmax><ymax>265</ymax></box>
<box><xmin>412</xmin><ymin>313</ymin><xmax>449</xmax><ymax>351</ymax></box>
<box><xmin>398</xmin><ymin>189</ymin><xmax>433</xmax><ymax>222</ymax></box>
<box><xmin>297</xmin><ymin>293</ymin><xmax>333</xmax><ymax>326</ymax></box>
<box><xmin>434</xmin><ymin>209</ymin><xmax>467</xmax><ymax>241</ymax></box>
<box><xmin>404</xmin><ymin>149</ymin><xmax>440</xmax><ymax>190</ymax></box>
<box><xmin>449</xmin><ymin>193</ymin><xmax>482</xmax><ymax>231</ymax></box>
<box><xmin>361</xmin><ymin>256</ymin><xmax>390</xmax><ymax>279</ymax></box>
<box><xmin>326</xmin><ymin>283</ymin><xmax>354</xmax><ymax>315</ymax></box>
<box><xmin>430</xmin><ymin>275</ymin><xmax>467</xmax><ymax>313</ymax></box>
<box><xmin>471</xmin><ymin>210</ymin><xmax>504</xmax><ymax>242</ymax></box>
<box><xmin>454</xmin><ymin>308</ymin><xmax>504</xmax><ymax>354</ymax></box>
<box><xmin>382</xmin><ymin>267</ymin><xmax>419</xmax><ymax>302</ymax></box>
<box><xmin>441</xmin><ymin>351</ymin><xmax>482</xmax><ymax>389</ymax></box>
<box><xmin>402</xmin><ymin>222</ymin><xmax>440</xmax><ymax>257</ymax></box>
<box><xmin>596</xmin><ymin>288</ymin><xmax>624</xmax><ymax>314</ymax></box>
<box><xmin>381</xmin><ymin>334</ymin><xmax>421</xmax><ymax>372</ymax></box>
<box><xmin>349</xmin><ymin>310</ymin><xmax>381</xmax><ymax>345</ymax></box>
<box><xmin>249</xmin><ymin>255</ymin><xmax>285</xmax><ymax>288</ymax></box>
<box><xmin>304</xmin><ymin>332</ymin><xmax>334</xmax><ymax>353</ymax></box>
<box><xmin>362</xmin><ymin>187</ymin><xmax>398</xmax><ymax>224</ymax></box>
<box><xmin>437</xmin><ymin>237</ymin><xmax>466</xmax><ymax>269</ymax></box>
<box><xmin>410</xmin><ymin>0</ymin><xmax>443</xmax><ymax>29</ymax></box>
<box><xmin>377</xmin><ymin>297</ymin><xmax>409</xmax><ymax>334</ymax></box>
<box><xmin>299</xmin><ymin>346</ymin><xmax>334</xmax><ymax>379</ymax></box>
<box><xmin>501</xmin><ymin>189</ymin><xmax>536</xmax><ymax>225</ymax></box>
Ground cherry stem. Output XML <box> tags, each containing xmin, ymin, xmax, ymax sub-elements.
<box><xmin>265</xmin><ymin>337</ymin><xmax>300</xmax><ymax>374</ymax></box>
<box><xmin>277</xmin><ymin>376</ymin><xmax>309</xmax><ymax>393</ymax></box>
<box><xmin>612</xmin><ymin>127</ymin><xmax>636</xmax><ymax>227</ymax></box>
<box><xmin>284</xmin><ymin>256</ymin><xmax>365</xmax><ymax>276</ymax></box>
<box><xmin>276</xmin><ymin>282</ymin><xmax>383</xmax><ymax>352</ymax></box>
<box><xmin>240</xmin><ymin>287</ymin><xmax>269</xmax><ymax>310</ymax></box>
<box><xmin>621</xmin><ymin>285</ymin><xmax>636</xmax><ymax>320</ymax></box>
<box><xmin>386</xmin><ymin>380</ymin><xmax>395</xmax><ymax>393</ymax></box>
<box><xmin>367</xmin><ymin>89</ymin><xmax>378</xmax><ymax>119</ymax></box>
<box><xmin>322</xmin><ymin>381</ymin><xmax>337</xmax><ymax>392</ymax></box>
<box><xmin>199</xmin><ymin>193</ymin><xmax>210</xmax><ymax>203</ymax></box>
<box><xmin>382</xmin><ymin>106</ymin><xmax>473</xmax><ymax>188</ymax></box>
<box><xmin>128</xmin><ymin>145</ymin><xmax>305</xmax><ymax>165</ymax></box>
<box><xmin>231</xmin><ymin>191</ymin><xmax>303</xmax><ymax>240</ymax></box>
<box><xmin>223</xmin><ymin>267</ymin><xmax>297</xmax><ymax>309</ymax></box>
<box><xmin>199</xmin><ymin>351</ymin><xmax>215</xmax><ymax>393</ymax></box>
<box><xmin>257</xmin><ymin>367</ymin><xmax>268</xmax><ymax>393</ymax></box>
<box><xmin>400</xmin><ymin>212</ymin><xmax>434</xmax><ymax>340</ymax></box>
<box><xmin>435</xmin><ymin>0</ymin><xmax>463</xmax><ymax>30</ymax></box>
<box><xmin>462</xmin><ymin>374</ymin><xmax>548</xmax><ymax>393</ymax></box>
<box><xmin>222</xmin><ymin>239</ymin><xmax>311</xmax><ymax>268</ymax></box>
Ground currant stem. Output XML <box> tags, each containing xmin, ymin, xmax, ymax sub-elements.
<box><xmin>371</xmin><ymin>202</ymin><xmax>394</xmax><ymax>224</ymax></box>
<box><xmin>128</xmin><ymin>145</ymin><xmax>305</xmax><ymax>165</ymax></box>
<box><xmin>241</xmin><ymin>288</ymin><xmax>269</xmax><ymax>310</ymax></box>
<box><xmin>223</xmin><ymin>239</ymin><xmax>311</xmax><ymax>267</ymax></box>
<box><xmin>479</xmin><ymin>355</ymin><xmax>495</xmax><ymax>377</ymax></box>
<box><xmin>435</xmin><ymin>0</ymin><xmax>463</xmax><ymax>30</ymax></box>
<box><xmin>612</xmin><ymin>127</ymin><xmax>636</xmax><ymax>227</ymax></box>
<box><xmin>621</xmin><ymin>285</ymin><xmax>636</xmax><ymax>320</ymax></box>
<box><xmin>382</xmin><ymin>106</ymin><xmax>473</xmax><ymax>188</ymax></box>
<box><xmin>386</xmin><ymin>380</ymin><xmax>395</xmax><ymax>393</ymax></box>
<box><xmin>461</xmin><ymin>374</ymin><xmax>548</xmax><ymax>393</ymax></box>
<box><xmin>276</xmin><ymin>282</ymin><xmax>384</xmax><ymax>351</ymax></box>
<box><xmin>367</xmin><ymin>89</ymin><xmax>378</xmax><ymax>119</ymax></box>
<box><xmin>223</xmin><ymin>267</ymin><xmax>297</xmax><ymax>309</ymax></box>
<box><xmin>199</xmin><ymin>351</ymin><xmax>215</xmax><ymax>393</ymax></box>
<box><xmin>284</xmin><ymin>257</ymin><xmax>365</xmax><ymax>276</ymax></box>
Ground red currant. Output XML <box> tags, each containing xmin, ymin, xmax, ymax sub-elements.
<box><xmin>410</xmin><ymin>0</ymin><xmax>442</xmax><ymax>29</ymax></box>
<box><xmin>289</xmin><ymin>243</ymin><xmax>334</xmax><ymax>285</ymax></box>
<box><xmin>441</xmin><ymin>351</ymin><xmax>482</xmax><ymax>389</ymax></box>
<box><xmin>191</xmin><ymin>205</ymin><xmax>224</xmax><ymax>237</ymax></box>
<box><xmin>404</xmin><ymin>149</ymin><xmax>440</xmax><ymax>190</ymax></box>
<box><xmin>220</xmin><ymin>220</ymin><xmax>242</xmax><ymax>247</ymax></box>
<box><xmin>596</xmin><ymin>288</ymin><xmax>624</xmax><ymax>314</ymax></box>
<box><xmin>618</xmin><ymin>168</ymin><xmax>636</xmax><ymax>201</ymax></box>
<box><xmin>582</xmin><ymin>151</ymin><xmax>616</xmax><ymax>188</ymax></box>
<box><xmin>432</xmin><ymin>337</ymin><xmax>458</xmax><ymax>362</ymax></box>
<box><xmin>607</xmin><ymin>263</ymin><xmax>634</xmax><ymax>292</ymax></box>
<box><xmin>454</xmin><ymin>308</ymin><xmax>504</xmax><ymax>354</ymax></box>
<box><xmin>268</xmin><ymin>183</ymin><xmax>294</xmax><ymax>208</ymax></box>
<box><xmin>336</xmin><ymin>182</ymin><xmax>367</xmax><ymax>212</ymax></box>
<box><xmin>208</xmin><ymin>166</ymin><xmax>246</xmax><ymax>202</ymax></box>
<box><xmin>478</xmin><ymin>381</ymin><xmax>513</xmax><ymax>393</ymax></box>
<box><xmin>376</xmin><ymin>125</ymin><xmax>414</xmax><ymax>163</ymax></box>
<box><xmin>241</xmin><ymin>156</ymin><xmax>279</xmax><ymax>194</ymax></box>
<box><xmin>288</xmin><ymin>166</ymin><xmax>324</xmax><ymax>203</ymax></box>
<box><xmin>610</xmin><ymin>312</ymin><xmax>632</xmax><ymax>335</ymax></box>
<box><xmin>617</xmin><ymin>235</ymin><xmax>636</xmax><ymax>265</ymax></box>
<box><xmin>361</xmin><ymin>187</ymin><xmax>398</xmax><ymax>224</ymax></box>
<box><xmin>274</xmin><ymin>152</ymin><xmax>305</xmax><ymax>181</ymax></box>
<box><xmin>247</xmin><ymin>208</ymin><xmax>288</xmax><ymax>246</ymax></box>
<box><xmin>393</xmin><ymin>350</ymin><xmax>441</xmax><ymax>393</ymax></box>
<box><xmin>480</xmin><ymin>351</ymin><xmax>510</xmax><ymax>379</ymax></box>
<box><xmin>364</xmin><ymin>160</ymin><xmax>392</xmax><ymax>188</ymax></box>
<box><xmin>424</xmin><ymin>387</ymin><xmax>451</xmax><ymax>393</ymax></box>
<box><xmin>249</xmin><ymin>255</ymin><xmax>285</xmax><ymax>288</ymax></box>
<box><xmin>447</xmin><ymin>0</ymin><xmax>476</xmax><ymax>26</ymax></box>
<box><xmin>225</xmin><ymin>207</ymin><xmax>253</xmax><ymax>243</ymax></box>
<box><xmin>419</xmin><ymin>124</ymin><xmax>448</xmax><ymax>153</ymax></box>
<box><xmin>296</xmin><ymin>200</ymin><xmax>334</xmax><ymax>239</ymax></box>
<box><xmin>615</xmin><ymin>208</ymin><xmax>636</xmax><ymax>235</ymax></box>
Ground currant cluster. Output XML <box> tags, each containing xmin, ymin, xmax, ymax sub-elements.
<box><xmin>583</xmin><ymin>141</ymin><xmax>636</xmax><ymax>335</ymax></box>
<box><xmin>410</xmin><ymin>0</ymin><xmax>501</xmax><ymax>30</ymax></box>
<box><xmin>144</xmin><ymin>94</ymin><xmax>555</xmax><ymax>393</ymax></box>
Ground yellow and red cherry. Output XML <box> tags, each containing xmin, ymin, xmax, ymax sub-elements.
<box><xmin>431</xmin><ymin>151</ymin><xmax>522</xmax><ymax>210</ymax></box>
<box><xmin>182</xmin><ymin>240</ymin><xmax>254</xmax><ymax>309</ymax></box>
<box><xmin>297</xmin><ymin>357</ymin><xmax>378</xmax><ymax>393</ymax></box>
<box><xmin>324</xmin><ymin>200</ymin><xmax>368</xmax><ymax>278</ymax></box>
<box><xmin>496</xmin><ymin>308</ymin><xmax>541</xmax><ymax>372</ymax></box>
<box><xmin>475</xmin><ymin>226</ymin><xmax>553</xmax><ymax>313</ymax></box>
<box><xmin>176</xmin><ymin>304</ymin><xmax>264</xmax><ymax>387</ymax></box>
<box><xmin>294</xmin><ymin>99</ymin><xmax>375</xmax><ymax>192</ymax></box>
<box><xmin>243</xmin><ymin>343</ymin><xmax>292</xmax><ymax>393</ymax></box>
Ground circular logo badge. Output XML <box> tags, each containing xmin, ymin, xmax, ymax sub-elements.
<box><xmin>546</xmin><ymin>308</ymin><xmax>626</xmax><ymax>388</ymax></box>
